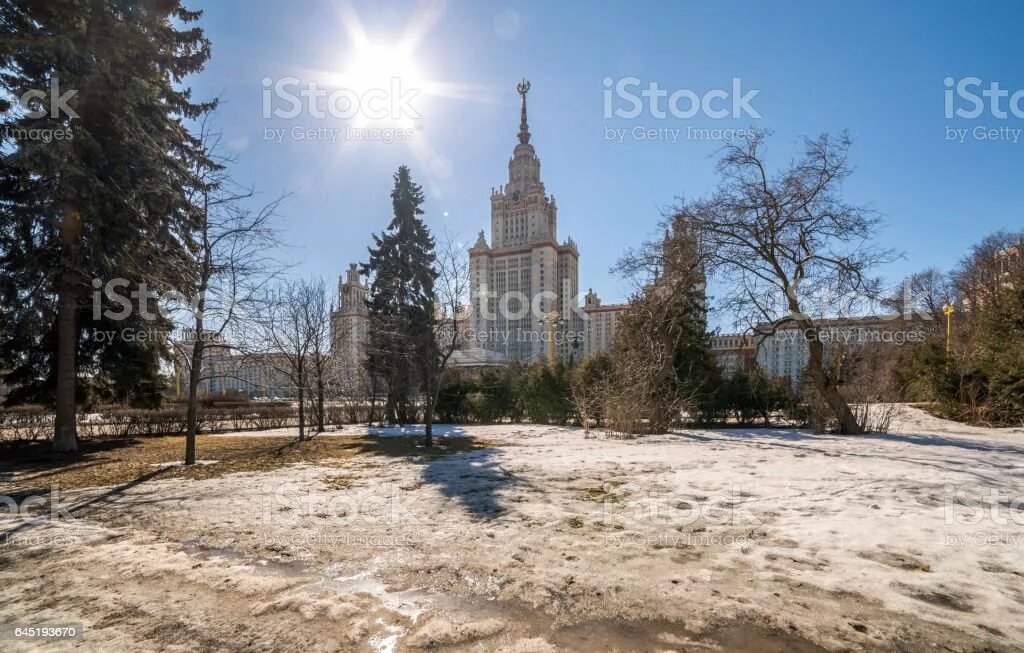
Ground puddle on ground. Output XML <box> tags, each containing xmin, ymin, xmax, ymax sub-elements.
<box><xmin>178</xmin><ymin>539</ymin><xmax>826</xmax><ymax>652</ymax></box>
<box><xmin>424</xmin><ymin>594</ymin><xmax>828</xmax><ymax>653</ymax></box>
<box><xmin>180</xmin><ymin>539</ymin><xmax>311</xmax><ymax>576</ymax></box>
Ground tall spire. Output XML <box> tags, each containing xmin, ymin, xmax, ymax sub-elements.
<box><xmin>517</xmin><ymin>78</ymin><xmax>531</xmax><ymax>145</ymax></box>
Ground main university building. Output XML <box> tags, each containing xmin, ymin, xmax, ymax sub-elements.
<box><xmin>467</xmin><ymin>80</ymin><xmax>591</xmax><ymax>363</ymax></box>
<box><xmin>330</xmin><ymin>81</ymin><xmax>627</xmax><ymax>389</ymax></box>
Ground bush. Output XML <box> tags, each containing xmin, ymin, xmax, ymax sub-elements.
<box><xmin>571</xmin><ymin>353</ymin><xmax>613</xmax><ymax>430</ymax></box>
<box><xmin>516</xmin><ymin>362</ymin><xmax>573</xmax><ymax>425</ymax></box>
<box><xmin>0</xmin><ymin>402</ymin><xmax>302</xmax><ymax>444</ymax></box>
<box><xmin>92</xmin><ymin>408</ymin><xmax>189</xmax><ymax>438</ymax></box>
<box><xmin>0</xmin><ymin>406</ymin><xmax>52</xmax><ymax>445</ymax></box>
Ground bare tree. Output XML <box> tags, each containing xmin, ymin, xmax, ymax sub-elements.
<box><xmin>953</xmin><ymin>230</ymin><xmax>1024</xmax><ymax>325</ymax></box>
<box><xmin>173</xmin><ymin>115</ymin><xmax>288</xmax><ymax>464</ymax></box>
<box><xmin>303</xmin><ymin>277</ymin><xmax>333</xmax><ymax>433</ymax></box>
<box><xmin>570</xmin><ymin>353</ymin><xmax>613</xmax><ymax>435</ymax></box>
<box><xmin>674</xmin><ymin>130</ymin><xmax>896</xmax><ymax>434</ymax></box>
<box><xmin>253</xmin><ymin>279</ymin><xmax>319</xmax><ymax>441</ymax></box>
<box><xmin>886</xmin><ymin>267</ymin><xmax>955</xmax><ymax>335</ymax></box>
<box><xmin>420</xmin><ymin>231</ymin><xmax>470</xmax><ymax>447</ymax></box>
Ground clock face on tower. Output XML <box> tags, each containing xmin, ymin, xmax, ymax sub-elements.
<box><xmin>511</xmin><ymin>190</ymin><xmax>521</xmax><ymax>204</ymax></box>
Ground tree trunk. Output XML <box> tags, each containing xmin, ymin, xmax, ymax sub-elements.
<box><xmin>53</xmin><ymin>208</ymin><xmax>81</xmax><ymax>454</ymax></box>
<box><xmin>187</xmin><ymin>205</ymin><xmax>211</xmax><ymax>464</ymax></box>
<box><xmin>53</xmin><ymin>272</ymin><xmax>79</xmax><ymax>453</ymax></box>
<box><xmin>423</xmin><ymin>397</ymin><xmax>433</xmax><ymax>448</ymax></box>
<box><xmin>316</xmin><ymin>378</ymin><xmax>325</xmax><ymax>432</ymax></box>
<box><xmin>297</xmin><ymin>379</ymin><xmax>305</xmax><ymax>441</ymax></box>
<box><xmin>185</xmin><ymin>338</ymin><xmax>204</xmax><ymax>465</ymax></box>
<box><xmin>422</xmin><ymin>364</ymin><xmax>438</xmax><ymax>448</ymax></box>
<box><xmin>385</xmin><ymin>392</ymin><xmax>396</xmax><ymax>426</ymax></box>
<box><xmin>365</xmin><ymin>375</ymin><xmax>378</xmax><ymax>426</ymax></box>
<box><xmin>805</xmin><ymin>336</ymin><xmax>861</xmax><ymax>434</ymax></box>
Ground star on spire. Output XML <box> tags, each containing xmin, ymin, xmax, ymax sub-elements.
<box><xmin>517</xmin><ymin>78</ymin><xmax>531</xmax><ymax>144</ymax></box>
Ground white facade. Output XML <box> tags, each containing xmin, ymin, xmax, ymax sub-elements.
<box><xmin>754</xmin><ymin>316</ymin><xmax>922</xmax><ymax>386</ymax></box>
<box><xmin>200</xmin><ymin>352</ymin><xmax>294</xmax><ymax>398</ymax></box>
<box><xmin>172</xmin><ymin>334</ymin><xmax>294</xmax><ymax>398</ymax></box>
<box><xmin>709</xmin><ymin>333</ymin><xmax>755</xmax><ymax>377</ymax></box>
<box><xmin>755</xmin><ymin>327</ymin><xmax>808</xmax><ymax>386</ymax></box>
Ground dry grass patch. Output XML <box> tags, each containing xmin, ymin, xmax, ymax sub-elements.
<box><xmin>0</xmin><ymin>434</ymin><xmax>487</xmax><ymax>493</ymax></box>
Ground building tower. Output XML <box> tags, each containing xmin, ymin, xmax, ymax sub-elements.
<box><xmin>330</xmin><ymin>263</ymin><xmax>370</xmax><ymax>393</ymax></box>
<box><xmin>469</xmin><ymin>80</ymin><xmax>582</xmax><ymax>362</ymax></box>
<box><xmin>582</xmin><ymin>288</ymin><xmax>626</xmax><ymax>357</ymax></box>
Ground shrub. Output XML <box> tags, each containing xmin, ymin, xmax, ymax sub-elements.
<box><xmin>0</xmin><ymin>402</ymin><xmax>302</xmax><ymax>444</ymax></box>
<box><xmin>0</xmin><ymin>406</ymin><xmax>52</xmax><ymax>445</ymax></box>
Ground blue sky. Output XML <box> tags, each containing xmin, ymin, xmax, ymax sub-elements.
<box><xmin>189</xmin><ymin>0</ymin><xmax>1024</xmax><ymax>327</ymax></box>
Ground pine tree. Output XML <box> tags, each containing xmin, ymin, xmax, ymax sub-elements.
<box><xmin>609</xmin><ymin>221</ymin><xmax>716</xmax><ymax>433</ymax></box>
<box><xmin>362</xmin><ymin>166</ymin><xmax>436</xmax><ymax>430</ymax></box>
<box><xmin>0</xmin><ymin>1</ymin><xmax>213</xmax><ymax>452</ymax></box>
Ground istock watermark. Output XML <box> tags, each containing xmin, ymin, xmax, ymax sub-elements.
<box><xmin>602</xmin><ymin>125</ymin><xmax>758</xmax><ymax>144</ymax></box>
<box><xmin>4</xmin><ymin>78</ymin><xmax>79</xmax><ymax>120</ymax></box>
<box><xmin>256</xmin><ymin>482</ymin><xmax>430</xmax><ymax>526</ymax></box>
<box><xmin>943</xmin><ymin>76</ymin><xmax>1024</xmax><ymax>143</ymax></box>
<box><xmin>1</xmin><ymin>78</ymin><xmax>77</xmax><ymax>143</ymax></box>
<box><xmin>262</xmin><ymin>125</ymin><xmax>417</xmax><ymax>144</ymax></box>
<box><xmin>257</xmin><ymin>532</ymin><xmax>418</xmax><ymax>549</ymax></box>
<box><xmin>261</xmin><ymin>76</ymin><xmax>421</xmax><ymax>120</ymax></box>
<box><xmin>0</xmin><ymin>486</ymin><xmax>79</xmax><ymax>547</ymax></box>
<box><xmin>603</xmin><ymin>77</ymin><xmax>761</xmax><ymax>120</ymax></box>
<box><xmin>944</xmin><ymin>483</ymin><xmax>1024</xmax><ymax>528</ymax></box>
<box><xmin>771</xmin><ymin>326</ymin><xmax>927</xmax><ymax>346</ymax></box>
<box><xmin>942</xmin><ymin>483</ymin><xmax>1024</xmax><ymax>550</ymax></box>
<box><xmin>259</xmin><ymin>76</ymin><xmax>422</xmax><ymax>143</ymax></box>
<box><xmin>595</xmin><ymin>482</ymin><xmax>762</xmax><ymax>528</ymax></box>
<box><xmin>603</xmin><ymin>531</ymin><xmax>751</xmax><ymax>549</ymax></box>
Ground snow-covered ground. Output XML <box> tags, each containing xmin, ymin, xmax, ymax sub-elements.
<box><xmin>2</xmin><ymin>405</ymin><xmax>1023</xmax><ymax>652</ymax></box>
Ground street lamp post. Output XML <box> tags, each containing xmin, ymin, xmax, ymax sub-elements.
<box><xmin>942</xmin><ymin>303</ymin><xmax>956</xmax><ymax>359</ymax></box>
<box><xmin>538</xmin><ymin>310</ymin><xmax>561</xmax><ymax>367</ymax></box>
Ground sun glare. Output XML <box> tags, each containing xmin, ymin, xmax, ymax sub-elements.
<box><xmin>333</xmin><ymin>41</ymin><xmax>427</xmax><ymax>129</ymax></box>
<box><xmin>341</xmin><ymin>42</ymin><xmax>425</xmax><ymax>96</ymax></box>
<box><xmin>308</xmin><ymin>1</ymin><xmax>489</xmax><ymax>185</ymax></box>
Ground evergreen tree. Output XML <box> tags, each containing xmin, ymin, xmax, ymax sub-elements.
<box><xmin>517</xmin><ymin>361</ymin><xmax>573</xmax><ymax>425</ymax></box>
<box><xmin>474</xmin><ymin>363</ymin><xmax>521</xmax><ymax>423</ymax></box>
<box><xmin>609</xmin><ymin>220</ymin><xmax>717</xmax><ymax>433</ymax></box>
<box><xmin>362</xmin><ymin>166</ymin><xmax>436</xmax><ymax>427</ymax></box>
<box><xmin>972</xmin><ymin>283</ymin><xmax>1024</xmax><ymax>421</ymax></box>
<box><xmin>0</xmin><ymin>1</ymin><xmax>213</xmax><ymax>452</ymax></box>
<box><xmin>889</xmin><ymin>232</ymin><xmax>1024</xmax><ymax>425</ymax></box>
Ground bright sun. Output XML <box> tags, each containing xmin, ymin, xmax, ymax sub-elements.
<box><xmin>343</xmin><ymin>43</ymin><xmax>424</xmax><ymax>93</ymax></box>
<box><xmin>336</xmin><ymin>42</ymin><xmax>427</xmax><ymax>128</ymax></box>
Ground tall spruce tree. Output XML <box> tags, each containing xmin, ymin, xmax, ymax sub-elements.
<box><xmin>362</xmin><ymin>166</ymin><xmax>436</xmax><ymax>429</ymax></box>
<box><xmin>0</xmin><ymin>1</ymin><xmax>213</xmax><ymax>452</ymax></box>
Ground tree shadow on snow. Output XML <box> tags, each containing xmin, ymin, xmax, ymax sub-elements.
<box><xmin>420</xmin><ymin>446</ymin><xmax>518</xmax><ymax>519</ymax></box>
<box><xmin>351</xmin><ymin>427</ymin><xmax>520</xmax><ymax>520</ymax></box>
<box><xmin>359</xmin><ymin>424</ymin><xmax>469</xmax><ymax>438</ymax></box>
